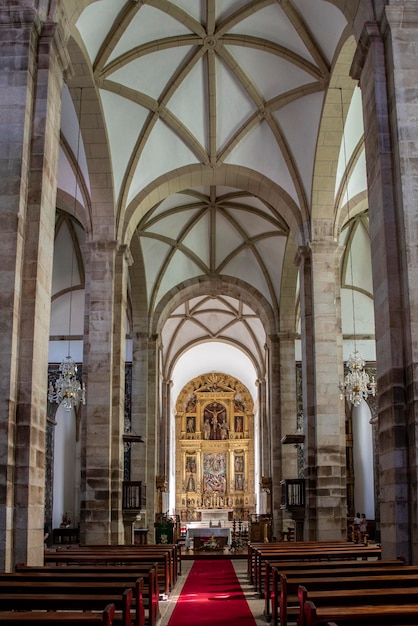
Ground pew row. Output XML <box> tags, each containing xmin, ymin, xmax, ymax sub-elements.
<box><xmin>0</xmin><ymin>591</ymin><xmax>130</xmax><ymax>626</ymax></box>
<box><xmin>62</xmin><ymin>543</ymin><xmax>181</xmax><ymax>581</ymax></box>
<box><xmin>263</xmin><ymin>559</ymin><xmax>405</xmax><ymax>620</ymax></box>
<box><xmin>44</xmin><ymin>549</ymin><xmax>171</xmax><ymax>598</ymax></box>
<box><xmin>247</xmin><ymin>541</ymin><xmax>375</xmax><ymax>581</ymax></box>
<box><xmin>0</xmin><ymin>603</ymin><xmax>115</xmax><ymax>625</ymax></box>
<box><xmin>274</xmin><ymin>568</ymin><xmax>418</xmax><ymax>626</ymax></box>
<box><xmin>299</xmin><ymin>585</ymin><xmax>418</xmax><ymax>626</ymax></box>
<box><xmin>304</xmin><ymin>599</ymin><xmax>418</xmax><ymax>626</ymax></box>
<box><xmin>17</xmin><ymin>561</ymin><xmax>158</xmax><ymax>624</ymax></box>
<box><xmin>0</xmin><ymin>577</ymin><xmax>148</xmax><ymax>626</ymax></box>
<box><xmin>250</xmin><ymin>542</ymin><xmax>382</xmax><ymax>596</ymax></box>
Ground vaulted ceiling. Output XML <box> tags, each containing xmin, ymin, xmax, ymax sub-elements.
<box><xmin>53</xmin><ymin>0</ymin><xmax>373</xmax><ymax>391</ymax></box>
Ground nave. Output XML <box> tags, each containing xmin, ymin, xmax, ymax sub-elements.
<box><xmin>159</xmin><ymin>558</ymin><xmax>265</xmax><ymax>626</ymax></box>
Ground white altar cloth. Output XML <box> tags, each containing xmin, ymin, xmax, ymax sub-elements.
<box><xmin>185</xmin><ymin>527</ymin><xmax>231</xmax><ymax>548</ymax></box>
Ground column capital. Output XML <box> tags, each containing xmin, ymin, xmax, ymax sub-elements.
<box><xmin>117</xmin><ymin>243</ymin><xmax>134</xmax><ymax>267</ymax></box>
<box><xmin>0</xmin><ymin>5</ymin><xmax>41</xmax><ymax>32</ymax></box>
<box><xmin>350</xmin><ymin>21</ymin><xmax>382</xmax><ymax>80</ymax></box>
<box><xmin>309</xmin><ymin>238</ymin><xmax>344</xmax><ymax>262</ymax></box>
<box><xmin>294</xmin><ymin>245</ymin><xmax>310</xmax><ymax>267</ymax></box>
<box><xmin>385</xmin><ymin>2</ymin><xmax>418</xmax><ymax>29</ymax></box>
<box><xmin>0</xmin><ymin>6</ymin><xmax>72</xmax><ymax>77</ymax></box>
<box><xmin>39</xmin><ymin>19</ymin><xmax>72</xmax><ymax>78</ymax></box>
<box><xmin>83</xmin><ymin>239</ymin><xmax>118</xmax><ymax>257</ymax></box>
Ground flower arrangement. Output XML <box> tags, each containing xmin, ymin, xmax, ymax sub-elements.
<box><xmin>203</xmin><ymin>533</ymin><xmax>220</xmax><ymax>550</ymax></box>
<box><xmin>60</xmin><ymin>512</ymin><xmax>71</xmax><ymax>528</ymax></box>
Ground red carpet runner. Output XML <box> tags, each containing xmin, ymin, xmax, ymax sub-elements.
<box><xmin>167</xmin><ymin>559</ymin><xmax>257</xmax><ymax>626</ymax></box>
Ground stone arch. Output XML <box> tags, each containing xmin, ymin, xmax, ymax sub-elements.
<box><xmin>150</xmin><ymin>276</ymin><xmax>276</xmax><ymax>382</ymax></box>
<box><xmin>152</xmin><ymin>275</ymin><xmax>277</xmax><ymax>337</ymax></box>
<box><xmin>65</xmin><ymin>36</ymin><xmax>115</xmax><ymax>242</ymax></box>
<box><xmin>55</xmin><ymin>188</ymin><xmax>91</xmax><ymax>235</ymax></box>
<box><xmin>311</xmin><ymin>36</ymin><xmax>359</xmax><ymax>235</ymax></box>
<box><xmin>120</xmin><ymin>164</ymin><xmax>304</xmax><ymax>249</ymax></box>
<box><xmin>280</xmin><ymin>237</ymin><xmax>300</xmax><ymax>334</ymax></box>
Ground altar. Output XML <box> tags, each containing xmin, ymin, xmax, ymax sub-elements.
<box><xmin>185</xmin><ymin>526</ymin><xmax>231</xmax><ymax>550</ymax></box>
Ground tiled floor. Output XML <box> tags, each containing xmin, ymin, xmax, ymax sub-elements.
<box><xmin>158</xmin><ymin>558</ymin><xmax>267</xmax><ymax>626</ymax></box>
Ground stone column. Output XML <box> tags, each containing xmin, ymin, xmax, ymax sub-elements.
<box><xmin>279</xmin><ymin>332</ymin><xmax>299</xmax><ymax>480</ymax></box>
<box><xmin>297</xmin><ymin>246</ymin><xmax>315</xmax><ymax>539</ymax></box>
<box><xmin>257</xmin><ymin>374</ymin><xmax>268</xmax><ymax>479</ymax></box>
<box><xmin>266</xmin><ymin>335</ymin><xmax>282</xmax><ymax>535</ymax></box>
<box><xmin>112</xmin><ymin>244</ymin><xmax>132</xmax><ymax>543</ymax></box>
<box><xmin>147</xmin><ymin>334</ymin><xmax>159</xmax><ymax>526</ymax></box>
<box><xmin>159</xmin><ymin>378</ymin><xmax>172</xmax><ymax>482</ymax></box>
<box><xmin>80</xmin><ymin>240</ymin><xmax>117</xmax><ymax>544</ymax></box>
<box><xmin>277</xmin><ymin>331</ymin><xmax>299</xmax><ymax>538</ymax></box>
<box><xmin>0</xmin><ymin>5</ymin><xmax>70</xmax><ymax>568</ymax></box>
<box><xmin>351</xmin><ymin>5</ymin><xmax>418</xmax><ymax>561</ymax></box>
<box><xmin>298</xmin><ymin>240</ymin><xmax>346</xmax><ymax>539</ymax></box>
<box><xmin>130</xmin><ymin>328</ymin><xmax>148</xmax><ymax>524</ymax></box>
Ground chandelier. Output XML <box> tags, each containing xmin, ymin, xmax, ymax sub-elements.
<box><xmin>339</xmin><ymin>350</ymin><xmax>376</xmax><ymax>407</ymax></box>
<box><xmin>48</xmin><ymin>356</ymin><xmax>86</xmax><ymax>411</ymax></box>
<box><xmin>338</xmin><ymin>89</ymin><xmax>376</xmax><ymax>407</ymax></box>
<box><xmin>48</xmin><ymin>88</ymin><xmax>86</xmax><ymax>411</ymax></box>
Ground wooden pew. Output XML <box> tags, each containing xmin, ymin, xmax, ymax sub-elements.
<box><xmin>13</xmin><ymin>568</ymin><xmax>153</xmax><ymax>626</ymax></box>
<box><xmin>0</xmin><ymin>603</ymin><xmax>115</xmax><ymax>625</ymax></box>
<box><xmin>54</xmin><ymin>545</ymin><xmax>177</xmax><ymax>592</ymax></box>
<box><xmin>252</xmin><ymin>543</ymin><xmax>382</xmax><ymax>596</ymax></box>
<box><xmin>17</xmin><ymin>561</ymin><xmax>158</xmax><ymax>620</ymax></box>
<box><xmin>44</xmin><ymin>549</ymin><xmax>171</xmax><ymax>598</ymax></box>
<box><xmin>249</xmin><ymin>541</ymin><xmax>380</xmax><ymax>589</ymax></box>
<box><xmin>263</xmin><ymin>559</ymin><xmax>405</xmax><ymax>620</ymax></box>
<box><xmin>299</xmin><ymin>585</ymin><xmax>418</xmax><ymax>626</ymax></box>
<box><xmin>304</xmin><ymin>599</ymin><xmax>418</xmax><ymax>626</ymax></box>
<box><xmin>0</xmin><ymin>579</ymin><xmax>149</xmax><ymax>626</ymax></box>
<box><xmin>274</xmin><ymin>568</ymin><xmax>418</xmax><ymax>626</ymax></box>
<box><xmin>67</xmin><ymin>543</ymin><xmax>181</xmax><ymax>582</ymax></box>
<box><xmin>247</xmin><ymin>541</ymin><xmax>361</xmax><ymax>580</ymax></box>
<box><xmin>0</xmin><ymin>590</ymin><xmax>131</xmax><ymax>626</ymax></box>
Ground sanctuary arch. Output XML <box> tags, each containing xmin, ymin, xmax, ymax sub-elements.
<box><xmin>175</xmin><ymin>373</ymin><xmax>255</xmax><ymax>523</ymax></box>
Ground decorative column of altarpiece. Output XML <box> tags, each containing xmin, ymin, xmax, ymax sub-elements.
<box><xmin>175</xmin><ymin>373</ymin><xmax>255</xmax><ymax>522</ymax></box>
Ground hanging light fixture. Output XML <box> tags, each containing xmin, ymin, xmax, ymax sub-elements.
<box><xmin>338</xmin><ymin>89</ymin><xmax>376</xmax><ymax>407</ymax></box>
<box><xmin>48</xmin><ymin>88</ymin><xmax>86</xmax><ymax>411</ymax></box>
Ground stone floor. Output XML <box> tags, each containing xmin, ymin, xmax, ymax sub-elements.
<box><xmin>158</xmin><ymin>558</ymin><xmax>267</xmax><ymax>626</ymax></box>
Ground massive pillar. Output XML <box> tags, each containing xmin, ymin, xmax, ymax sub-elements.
<box><xmin>159</xmin><ymin>378</ymin><xmax>172</xmax><ymax>484</ymax></box>
<box><xmin>278</xmin><ymin>332</ymin><xmax>299</xmax><ymax>478</ymax></box>
<box><xmin>351</xmin><ymin>2</ymin><xmax>418</xmax><ymax>562</ymax></box>
<box><xmin>267</xmin><ymin>335</ymin><xmax>282</xmax><ymax>535</ymax></box>
<box><xmin>0</xmin><ymin>4</ymin><xmax>70</xmax><ymax>569</ymax></box>
<box><xmin>111</xmin><ymin>244</ymin><xmax>132</xmax><ymax>541</ymax></box>
<box><xmin>147</xmin><ymin>335</ymin><xmax>159</xmax><ymax>529</ymax></box>
<box><xmin>80</xmin><ymin>240</ymin><xmax>117</xmax><ymax>544</ymax></box>
<box><xmin>298</xmin><ymin>240</ymin><xmax>346</xmax><ymax>540</ymax></box>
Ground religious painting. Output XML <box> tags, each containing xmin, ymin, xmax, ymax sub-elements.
<box><xmin>234</xmin><ymin>455</ymin><xmax>244</xmax><ymax>472</ymax></box>
<box><xmin>185</xmin><ymin>456</ymin><xmax>196</xmax><ymax>473</ymax></box>
<box><xmin>203</xmin><ymin>402</ymin><xmax>228</xmax><ymax>440</ymax></box>
<box><xmin>186</xmin><ymin>474</ymin><xmax>196</xmax><ymax>491</ymax></box>
<box><xmin>203</xmin><ymin>452</ymin><xmax>226</xmax><ymax>493</ymax></box>
<box><xmin>235</xmin><ymin>474</ymin><xmax>244</xmax><ymax>491</ymax></box>
<box><xmin>185</xmin><ymin>393</ymin><xmax>197</xmax><ymax>412</ymax></box>
<box><xmin>234</xmin><ymin>414</ymin><xmax>243</xmax><ymax>432</ymax></box>
<box><xmin>186</xmin><ymin>416</ymin><xmax>195</xmax><ymax>433</ymax></box>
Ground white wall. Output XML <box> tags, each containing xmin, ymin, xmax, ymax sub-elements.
<box><xmin>52</xmin><ymin>404</ymin><xmax>78</xmax><ymax>529</ymax></box>
<box><xmin>352</xmin><ymin>401</ymin><xmax>375</xmax><ymax>519</ymax></box>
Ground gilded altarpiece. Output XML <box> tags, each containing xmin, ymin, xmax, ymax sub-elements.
<box><xmin>175</xmin><ymin>373</ymin><xmax>255</xmax><ymax>521</ymax></box>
